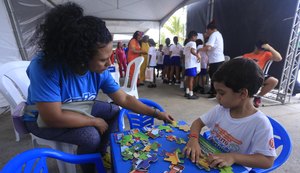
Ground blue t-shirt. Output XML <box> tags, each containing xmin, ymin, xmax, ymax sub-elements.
<box><xmin>25</xmin><ymin>53</ymin><xmax>120</xmax><ymax>120</ymax></box>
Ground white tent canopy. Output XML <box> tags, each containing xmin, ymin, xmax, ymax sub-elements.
<box><xmin>0</xmin><ymin>0</ymin><xmax>201</xmax><ymax>108</ymax></box>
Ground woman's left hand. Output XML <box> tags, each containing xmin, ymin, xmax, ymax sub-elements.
<box><xmin>156</xmin><ymin>112</ymin><xmax>174</xmax><ymax>123</ymax></box>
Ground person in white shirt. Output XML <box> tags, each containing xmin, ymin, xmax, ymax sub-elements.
<box><xmin>162</xmin><ymin>38</ymin><xmax>172</xmax><ymax>83</ymax></box>
<box><xmin>169</xmin><ymin>36</ymin><xmax>183</xmax><ymax>85</ymax></box>
<box><xmin>200</xmin><ymin>21</ymin><xmax>225</xmax><ymax>98</ymax></box>
<box><xmin>184</xmin><ymin>31</ymin><xmax>201</xmax><ymax>99</ymax></box>
<box><xmin>156</xmin><ymin>44</ymin><xmax>164</xmax><ymax>78</ymax></box>
<box><xmin>147</xmin><ymin>39</ymin><xmax>157</xmax><ymax>88</ymax></box>
<box><xmin>196</xmin><ymin>39</ymin><xmax>208</xmax><ymax>94</ymax></box>
<box><xmin>184</xmin><ymin>58</ymin><xmax>276</xmax><ymax>170</ymax></box>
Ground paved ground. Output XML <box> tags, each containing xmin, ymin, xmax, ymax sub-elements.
<box><xmin>0</xmin><ymin>78</ymin><xmax>299</xmax><ymax>172</ymax></box>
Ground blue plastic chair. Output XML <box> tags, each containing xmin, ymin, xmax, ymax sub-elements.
<box><xmin>1</xmin><ymin>148</ymin><xmax>106</xmax><ymax>173</ymax></box>
<box><xmin>250</xmin><ymin>116</ymin><xmax>292</xmax><ymax>173</ymax></box>
<box><xmin>203</xmin><ymin>116</ymin><xmax>292</xmax><ymax>173</ymax></box>
<box><xmin>118</xmin><ymin>98</ymin><xmax>165</xmax><ymax>131</ymax></box>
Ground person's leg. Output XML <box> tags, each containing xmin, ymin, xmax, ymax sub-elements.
<box><xmin>91</xmin><ymin>101</ymin><xmax>120</xmax><ymax>153</ymax></box>
<box><xmin>120</xmin><ymin>59</ymin><xmax>127</xmax><ymax>78</ymax></box>
<box><xmin>25</xmin><ymin>122</ymin><xmax>101</xmax><ymax>173</ymax></box>
<box><xmin>152</xmin><ymin>67</ymin><xmax>156</xmax><ymax>86</ymax></box>
<box><xmin>258</xmin><ymin>76</ymin><xmax>278</xmax><ymax>96</ymax></box>
<box><xmin>174</xmin><ymin>56</ymin><xmax>181</xmax><ymax>84</ymax></box>
<box><xmin>139</xmin><ymin>56</ymin><xmax>148</xmax><ymax>84</ymax></box>
<box><xmin>169</xmin><ymin>65</ymin><xmax>175</xmax><ymax>85</ymax></box>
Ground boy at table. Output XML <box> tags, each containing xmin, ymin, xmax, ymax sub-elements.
<box><xmin>183</xmin><ymin>58</ymin><xmax>276</xmax><ymax>170</ymax></box>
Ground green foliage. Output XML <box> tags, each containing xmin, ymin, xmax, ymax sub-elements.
<box><xmin>162</xmin><ymin>16</ymin><xmax>185</xmax><ymax>44</ymax></box>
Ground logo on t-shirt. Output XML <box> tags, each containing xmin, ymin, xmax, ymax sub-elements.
<box><xmin>210</xmin><ymin>124</ymin><xmax>242</xmax><ymax>152</ymax></box>
<box><xmin>269</xmin><ymin>138</ymin><xmax>275</xmax><ymax>149</ymax></box>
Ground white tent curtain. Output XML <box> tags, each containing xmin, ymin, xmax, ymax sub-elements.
<box><xmin>0</xmin><ymin>1</ymin><xmax>22</xmax><ymax>109</ymax></box>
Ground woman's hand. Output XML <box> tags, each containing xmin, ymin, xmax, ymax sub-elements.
<box><xmin>93</xmin><ymin>117</ymin><xmax>108</xmax><ymax>135</ymax></box>
<box><xmin>208</xmin><ymin>153</ymin><xmax>235</xmax><ymax>168</ymax></box>
<box><xmin>156</xmin><ymin>111</ymin><xmax>174</xmax><ymax>123</ymax></box>
<box><xmin>183</xmin><ymin>138</ymin><xmax>202</xmax><ymax>163</ymax></box>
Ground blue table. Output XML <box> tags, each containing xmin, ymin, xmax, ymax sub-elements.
<box><xmin>110</xmin><ymin>124</ymin><xmax>248</xmax><ymax>173</ymax></box>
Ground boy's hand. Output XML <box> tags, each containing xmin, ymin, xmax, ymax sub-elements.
<box><xmin>183</xmin><ymin>138</ymin><xmax>202</xmax><ymax>163</ymax></box>
<box><xmin>261</xmin><ymin>43</ymin><xmax>271</xmax><ymax>51</ymax></box>
<box><xmin>208</xmin><ymin>153</ymin><xmax>235</xmax><ymax>168</ymax></box>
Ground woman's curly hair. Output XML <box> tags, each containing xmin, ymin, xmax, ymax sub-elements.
<box><xmin>33</xmin><ymin>2</ymin><xmax>112</xmax><ymax>74</ymax></box>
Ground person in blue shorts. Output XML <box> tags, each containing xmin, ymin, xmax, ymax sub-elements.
<box><xmin>169</xmin><ymin>36</ymin><xmax>183</xmax><ymax>85</ymax></box>
<box><xmin>183</xmin><ymin>31</ymin><xmax>201</xmax><ymax>99</ymax></box>
<box><xmin>24</xmin><ymin>3</ymin><xmax>174</xmax><ymax>173</ymax></box>
<box><xmin>162</xmin><ymin>38</ymin><xmax>172</xmax><ymax>83</ymax></box>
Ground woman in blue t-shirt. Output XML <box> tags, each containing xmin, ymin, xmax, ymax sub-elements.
<box><xmin>25</xmin><ymin>2</ymin><xmax>174</xmax><ymax>173</ymax></box>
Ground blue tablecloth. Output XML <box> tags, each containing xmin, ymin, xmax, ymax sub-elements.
<box><xmin>110</xmin><ymin>124</ymin><xmax>248</xmax><ymax>173</ymax></box>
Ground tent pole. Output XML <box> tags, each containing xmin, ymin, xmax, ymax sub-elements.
<box><xmin>4</xmin><ymin>0</ymin><xmax>28</xmax><ymax>60</ymax></box>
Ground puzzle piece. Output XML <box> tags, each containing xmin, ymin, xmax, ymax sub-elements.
<box><xmin>143</xmin><ymin>145</ymin><xmax>151</xmax><ymax>152</ymax></box>
<box><xmin>219</xmin><ymin>166</ymin><xmax>233</xmax><ymax>173</ymax></box>
<box><xmin>146</xmin><ymin>128</ymin><xmax>161</xmax><ymax>139</ymax></box>
<box><xmin>196</xmin><ymin>157</ymin><xmax>210</xmax><ymax>171</ymax></box>
<box><xmin>170</xmin><ymin>121</ymin><xmax>178</xmax><ymax>127</ymax></box>
<box><xmin>164</xmin><ymin>151</ymin><xmax>180</xmax><ymax>165</ymax></box>
<box><xmin>121</xmin><ymin>148</ymin><xmax>134</xmax><ymax>160</ymax></box>
<box><xmin>166</xmin><ymin>135</ymin><xmax>177</xmax><ymax>141</ymax></box>
<box><xmin>120</xmin><ymin>135</ymin><xmax>134</xmax><ymax>146</ymax></box>
<box><xmin>176</xmin><ymin>138</ymin><xmax>186</xmax><ymax>144</ymax></box>
<box><xmin>114</xmin><ymin>133</ymin><xmax>124</xmax><ymax>143</ymax></box>
<box><xmin>150</xmin><ymin>142</ymin><xmax>161</xmax><ymax>152</ymax></box>
<box><xmin>178</xmin><ymin>124</ymin><xmax>190</xmax><ymax>132</ymax></box>
<box><xmin>158</xmin><ymin>125</ymin><xmax>173</xmax><ymax>132</ymax></box>
<box><xmin>175</xmin><ymin>148</ymin><xmax>184</xmax><ymax>163</ymax></box>
<box><xmin>135</xmin><ymin>154</ymin><xmax>158</xmax><ymax>170</ymax></box>
<box><xmin>133</xmin><ymin>131</ymin><xmax>149</xmax><ymax>141</ymax></box>
<box><xmin>163</xmin><ymin>164</ymin><xmax>185</xmax><ymax>173</ymax></box>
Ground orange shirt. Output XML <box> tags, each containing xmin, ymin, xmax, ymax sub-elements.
<box><xmin>243</xmin><ymin>51</ymin><xmax>272</xmax><ymax>70</ymax></box>
<box><xmin>127</xmin><ymin>38</ymin><xmax>141</xmax><ymax>62</ymax></box>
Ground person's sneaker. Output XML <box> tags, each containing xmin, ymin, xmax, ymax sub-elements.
<box><xmin>180</xmin><ymin>81</ymin><xmax>184</xmax><ymax>89</ymax></box>
<box><xmin>184</xmin><ymin>93</ymin><xmax>189</xmax><ymax>97</ymax></box>
<box><xmin>188</xmin><ymin>94</ymin><xmax>199</xmax><ymax>99</ymax></box>
<box><xmin>168</xmin><ymin>81</ymin><xmax>173</xmax><ymax>85</ymax></box>
<box><xmin>253</xmin><ymin>96</ymin><xmax>261</xmax><ymax>108</ymax></box>
<box><xmin>102</xmin><ymin>152</ymin><xmax>112</xmax><ymax>169</ymax></box>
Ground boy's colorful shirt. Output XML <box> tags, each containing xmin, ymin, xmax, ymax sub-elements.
<box><xmin>200</xmin><ymin>105</ymin><xmax>276</xmax><ymax>157</ymax></box>
<box><xmin>243</xmin><ymin>51</ymin><xmax>272</xmax><ymax>70</ymax></box>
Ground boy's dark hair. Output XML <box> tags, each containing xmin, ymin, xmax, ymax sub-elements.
<box><xmin>212</xmin><ymin>58</ymin><xmax>264</xmax><ymax>97</ymax></box>
<box><xmin>255</xmin><ymin>40</ymin><xmax>268</xmax><ymax>50</ymax></box>
<box><xmin>165</xmin><ymin>38</ymin><xmax>171</xmax><ymax>45</ymax></box>
<box><xmin>148</xmin><ymin>39</ymin><xmax>156</xmax><ymax>46</ymax></box>
<box><xmin>183</xmin><ymin>38</ymin><xmax>189</xmax><ymax>46</ymax></box>
<box><xmin>207</xmin><ymin>20</ymin><xmax>217</xmax><ymax>30</ymax></box>
<box><xmin>187</xmin><ymin>31</ymin><xmax>198</xmax><ymax>39</ymax></box>
<box><xmin>33</xmin><ymin>2</ymin><xmax>112</xmax><ymax>74</ymax></box>
<box><xmin>196</xmin><ymin>39</ymin><xmax>203</xmax><ymax>46</ymax></box>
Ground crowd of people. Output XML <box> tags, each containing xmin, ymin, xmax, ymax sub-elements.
<box><xmin>21</xmin><ymin>2</ymin><xmax>283</xmax><ymax>173</ymax></box>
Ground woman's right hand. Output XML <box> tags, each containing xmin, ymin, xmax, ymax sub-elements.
<box><xmin>93</xmin><ymin>118</ymin><xmax>108</xmax><ymax>135</ymax></box>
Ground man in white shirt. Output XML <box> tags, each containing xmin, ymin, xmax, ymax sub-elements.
<box><xmin>200</xmin><ymin>21</ymin><xmax>225</xmax><ymax>98</ymax></box>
